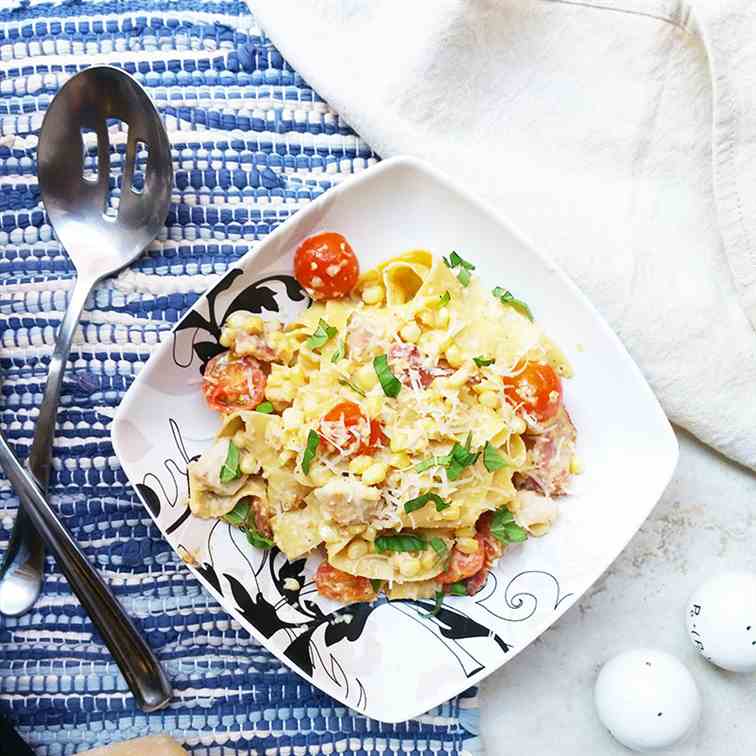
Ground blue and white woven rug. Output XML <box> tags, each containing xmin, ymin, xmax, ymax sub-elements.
<box><xmin>0</xmin><ymin>1</ymin><xmax>481</xmax><ymax>753</ymax></box>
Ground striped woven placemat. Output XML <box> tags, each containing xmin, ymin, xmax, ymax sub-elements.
<box><xmin>0</xmin><ymin>1</ymin><xmax>481</xmax><ymax>753</ymax></box>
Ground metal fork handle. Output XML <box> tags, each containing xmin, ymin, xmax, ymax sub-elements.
<box><xmin>0</xmin><ymin>431</ymin><xmax>173</xmax><ymax>712</ymax></box>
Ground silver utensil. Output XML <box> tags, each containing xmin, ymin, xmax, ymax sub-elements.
<box><xmin>0</xmin><ymin>66</ymin><xmax>174</xmax><ymax>710</ymax></box>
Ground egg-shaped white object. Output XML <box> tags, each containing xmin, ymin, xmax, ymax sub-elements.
<box><xmin>594</xmin><ymin>648</ymin><xmax>701</xmax><ymax>752</ymax></box>
<box><xmin>686</xmin><ymin>571</ymin><xmax>756</xmax><ymax>672</ymax></box>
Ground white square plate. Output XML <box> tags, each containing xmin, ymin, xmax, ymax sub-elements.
<box><xmin>112</xmin><ymin>156</ymin><xmax>678</xmax><ymax>722</ymax></box>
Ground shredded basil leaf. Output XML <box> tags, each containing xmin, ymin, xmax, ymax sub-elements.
<box><xmin>220</xmin><ymin>440</ymin><xmax>241</xmax><ymax>483</ymax></box>
<box><xmin>223</xmin><ymin>498</ymin><xmax>250</xmax><ymax>528</ymax></box>
<box><xmin>430</xmin><ymin>537</ymin><xmax>448</xmax><ymax>558</ymax></box>
<box><xmin>404</xmin><ymin>492</ymin><xmax>449</xmax><ymax>514</ymax></box>
<box><xmin>446</xmin><ymin>441</ymin><xmax>480</xmax><ymax>481</ymax></box>
<box><xmin>443</xmin><ymin>251</ymin><xmax>475</xmax><ymax>287</ymax></box>
<box><xmin>483</xmin><ymin>441</ymin><xmax>508</xmax><ymax>472</ymax></box>
<box><xmin>305</xmin><ymin>318</ymin><xmax>338</xmax><ymax>350</ymax></box>
<box><xmin>373</xmin><ymin>354</ymin><xmax>402</xmax><ymax>398</ymax></box>
<box><xmin>423</xmin><ymin>590</ymin><xmax>445</xmax><ymax>617</ymax></box>
<box><xmin>492</xmin><ymin>286</ymin><xmax>534</xmax><ymax>321</ymax></box>
<box><xmin>449</xmin><ymin>582</ymin><xmax>467</xmax><ymax>596</ymax></box>
<box><xmin>338</xmin><ymin>378</ymin><xmax>366</xmax><ymax>397</ymax></box>
<box><xmin>374</xmin><ymin>533</ymin><xmax>426</xmax><ymax>554</ymax></box>
<box><xmin>255</xmin><ymin>401</ymin><xmax>274</xmax><ymax>414</ymax></box>
<box><xmin>371</xmin><ymin>578</ymin><xmax>383</xmax><ymax>593</ymax></box>
<box><xmin>434</xmin><ymin>290</ymin><xmax>451</xmax><ymax>308</ymax></box>
<box><xmin>490</xmin><ymin>508</ymin><xmax>529</xmax><ymax>544</ymax></box>
<box><xmin>246</xmin><ymin>526</ymin><xmax>274</xmax><ymax>550</ymax></box>
<box><xmin>330</xmin><ymin>339</ymin><xmax>344</xmax><ymax>363</ymax></box>
<box><xmin>473</xmin><ymin>355</ymin><xmax>494</xmax><ymax>367</ymax></box>
<box><xmin>301</xmin><ymin>429</ymin><xmax>320</xmax><ymax>474</ymax></box>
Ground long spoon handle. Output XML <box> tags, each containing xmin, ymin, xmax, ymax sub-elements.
<box><xmin>0</xmin><ymin>431</ymin><xmax>173</xmax><ymax>712</ymax></box>
<box><xmin>0</xmin><ymin>275</ymin><xmax>95</xmax><ymax>615</ymax></box>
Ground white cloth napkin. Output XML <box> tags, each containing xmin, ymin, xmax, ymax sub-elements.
<box><xmin>252</xmin><ymin>0</ymin><xmax>756</xmax><ymax>471</ymax></box>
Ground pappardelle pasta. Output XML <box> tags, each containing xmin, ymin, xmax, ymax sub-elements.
<box><xmin>188</xmin><ymin>233</ymin><xmax>579</xmax><ymax>605</ymax></box>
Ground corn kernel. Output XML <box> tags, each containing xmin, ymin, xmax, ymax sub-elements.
<box><xmin>441</xmin><ymin>504</ymin><xmax>461</xmax><ymax>521</ymax></box>
<box><xmin>278</xmin><ymin>450</ymin><xmax>295</xmax><ymax>465</ymax></box>
<box><xmin>478</xmin><ymin>390</ymin><xmax>499</xmax><ymax>409</ymax></box>
<box><xmin>421</xmin><ymin>550</ymin><xmax>437</xmax><ymax>570</ymax></box>
<box><xmin>309</xmin><ymin>467</ymin><xmax>332</xmax><ymax>487</ymax></box>
<box><xmin>389</xmin><ymin>452</ymin><xmax>411</xmax><ymax>468</ymax></box>
<box><xmin>436</xmin><ymin>307</ymin><xmax>450</xmax><ymax>327</ymax></box>
<box><xmin>570</xmin><ymin>456</ymin><xmax>584</xmax><ymax>475</ymax></box>
<box><xmin>398</xmin><ymin>556</ymin><xmax>421</xmax><ymax>578</ymax></box>
<box><xmin>362</xmin><ymin>462</ymin><xmax>388</xmax><ymax>486</ymax></box>
<box><xmin>365</xmin><ymin>393</ymin><xmax>384</xmax><ymax>416</ymax></box>
<box><xmin>361</xmin><ymin>284</ymin><xmax>385</xmax><ymax>305</ymax></box>
<box><xmin>510</xmin><ymin>416</ymin><xmax>527</xmax><ymax>434</ymax></box>
<box><xmin>455</xmin><ymin>526</ymin><xmax>476</xmax><ymax>538</ymax></box>
<box><xmin>347</xmin><ymin>539</ymin><xmax>369</xmax><ymax>560</ymax></box>
<box><xmin>456</xmin><ymin>537</ymin><xmax>480</xmax><ymax>555</ymax></box>
<box><xmin>282</xmin><ymin>407</ymin><xmax>303</xmax><ymax>429</ymax></box>
<box><xmin>355</xmin><ymin>362</ymin><xmax>379</xmax><ymax>391</ymax></box>
<box><xmin>226</xmin><ymin>311</ymin><xmax>249</xmax><ymax>329</ymax></box>
<box><xmin>417</xmin><ymin>309</ymin><xmax>436</xmax><ymax>327</ymax></box>
<box><xmin>349</xmin><ymin>455</ymin><xmax>374</xmax><ymax>475</ymax></box>
<box><xmin>363</xmin><ymin>526</ymin><xmax>377</xmax><ymax>542</ymax></box>
<box><xmin>240</xmin><ymin>454</ymin><xmax>259</xmax><ymax>475</ymax></box>
<box><xmin>399</xmin><ymin>322</ymin><xmax>421</xmax><ymax>343</ymax></box>
<box><xmin>243</xmin><ymin>314</ymin><xmax>264</xmax><ymax>334</ymax></box>
<box><xmin>444</xmin><ymin>344</ymin><xmax>464</xmax><ymax>368</ymax></box>
<box><xmin>219</xmin><ymin>330</ymin><xmax>233</xmax><ymax>348</ymax></box>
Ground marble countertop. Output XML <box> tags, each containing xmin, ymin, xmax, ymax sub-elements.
<box><xmin>481</xmin><ymin>430</ymin><xmax>756</xmax><ymax>754</ymax></box>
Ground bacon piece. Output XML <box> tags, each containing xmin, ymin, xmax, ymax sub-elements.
<box><xmin>464</xmin><ymin>511</ymin><xmax>506</xmax><ymax>596</ymax></box>
<box><xmin>388</xmin><ymin>343</ymin><xmax>453</xmax><ymax>389</ymax></box>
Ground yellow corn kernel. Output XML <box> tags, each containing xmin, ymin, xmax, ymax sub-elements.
<box><xmin>455</xmin><ymin>526</ymin><xmax>476</xmax><ymax>538</ymax></box>
<box><xmin>365</xmin><ymin>393</ymin><xmax>384</xmax><ymax>416</ymax></box>
<box><xmin>421</xmin><ymin>550</ymin><xmax>437</xmax><ymax>570</ymax></box>
<box><xmin>398</xmin><ymin>556</ymin><xmax>421</xmax><ymax>578</ymax></box>
<box><xmin>456</xmin><ymin>537</ymin><xmax>480</xmax><ymax>555</ymax></box>
<box><xmin>444</xmin><ymin>344</ymin><xmax>464</xmax><ymax>368</ymax></box>
<box><xmin>446</xmin><ymin>363</ymin><xmax>474</xmax><ymax>387</ymax></box>
<box><xmin>399</xmin><ymin>322</ymin><xmax>421</xmax><ymax>343</ymax></box>
<box><xmin>361</xmin><ymin>284</ymin><xmax>385</xmax><ymax>305</ymax></box>
<box><xmin>349</xmin><ymin>455</ymin><xmax>374</xmax><ymax>475</ymax></box>
<box><xmin>417</xmin><ymin>308</ymin><xmax>436</xmax><ymax>327</ymax></box>
<box><xmin>510</xmin><ymin>416</ymin><xmax>527</xmax><ymax>434</ymax></box>
<box><xmin>225</xmin><ymin>311</ymin><xmax>249</xmax><ymax>329</ymax></box>
<box><xmin>239</xmin><ymin>454</ymin><xmax>259</xmax><ymax>475</ymax></box>
<box><xmin>282</xmin><ymin>407</ymin><xmax>303</xmax><ymax>429</ymax></box>
<box><xmin>355</xmin><ymin>362</ymin><xmax>379</xmax><ymax>391</ymax></box>
<box><xmin>436</xmin><ymin>307</ymin><xmax>450</xmax><ymax>327</ymax></box>
<box><xmin>440</xmin><ymin>504</ymin><xmax>461</xmax><ymax>521</ymax></box>
<box><xmin>219</xmin><ymin>330</ymin><xmax>234</xmax><ymax>348</ymax></box>
<box><xmin>417</xmin><ymin>330</ymin><xmax>447</xmax><ymax>356</ymax></box>
<box><xmin>389</xmin><ymin>452</ymin><xmax>411</xmax><ymax>468</ymax></box>
<box><xmin>242</xmin><ymin>315</ymin><xmax>264</xmax><ymax>334</ymax></box>
<box><xmin>363</xmin><ymin>526</ymin><xmax>377</xmax><ymax>542</ymax></box>
<box><xmin>570</xmin><ymin>456</ymin><xmax>584</xmax><ymax>475</ymax></box>
<box><xmin>277</xmin><ymin>450</ymin><xmax>295</xmax><ymax>466</ymax></box>
<box><xmin>309</xmin><ymin>466</ymin><xmax>332</xmax><ymax>487</ymax></box>
<box><xmin>347</xmin><ymin>539</ymin><xmax>369</xmax><ymax>560</ymax></box>
<box><xmin>362</xmin><ymin>462</ymin><xmax>387</xmax><ymax>486</ymax></box>
<box><xmin>232</xmin><ymin>430</ymin><xmax>248</xmax><ymax>449</ymax></box>
<box><xmin>478</xmin><ymin>391</ymin><xmax>500</xmax><ymax>409</ymax></box>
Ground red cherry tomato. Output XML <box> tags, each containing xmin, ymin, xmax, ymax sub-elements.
<box><xmin>319</xmin><ymin>401</ymin><xmax>387</xmax><ymax>456</ymax></box>
<box><xmin>315</xmin><ymin>562</ymin><xmax>376</xmax><ymax>603</ymax></box>
<box><xmin>202</xmin><ymin>352</ymin><xmax>267</xmax><ymax>413</ymax></box>
<box><xmin>435</xmin><ymin>537</ymin><xmax>486</xmax><ymax>585</ymax></box>
<box><xmin>294</xmin><ymin>232</ymin><xmax>359</xmax><ymax>300</ymax></box>
<box><xmin>501</xmin><ymin>361</ymin><xmax>562</xmax><ymax>423</ymax></box>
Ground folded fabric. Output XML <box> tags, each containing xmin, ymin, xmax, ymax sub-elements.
<box><xmin>253</xmin><ymin>0</ymin><xmax>756</xmax><ymax>471</ymax></box>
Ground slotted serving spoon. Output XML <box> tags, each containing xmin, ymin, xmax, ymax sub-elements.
<box><xmin>0</xmin><ymin>66</ymin><xmax>173</xmax><ymax>711</ymax></box>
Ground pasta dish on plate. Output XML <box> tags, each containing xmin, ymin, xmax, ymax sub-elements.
<box><xmin>187</xmin><ymin>232</ymin><xmax>579</xmax><ymax>606</ymax></box>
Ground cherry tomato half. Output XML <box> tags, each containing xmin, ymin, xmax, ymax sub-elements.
<box><xmin>294</xmin><ymin>232</ymin><xmax>359</xmax><ymax>300</ymax></box>
<box><xmin>435</xmin><ymin>537</ymin><xmax>486</xmax><ymax>585</ymax></box>
<box><xmin>501</xmin><ymin>360</ymin><xmax>562</xmax><ymax>423</ymax></box>
<box><xmin>202</xmin><ymin>352</ymin><xmax>267</xmax><ymax>413</ymax></box>
<box><xmin>315</xmin><ymin>562</ymin><xmax>376</xmax><ymax>603</ymax></box>
<box><xmin>319</xmin><ymin>401</ymin><xmax>387</xmax><ymax>456</ymax></box>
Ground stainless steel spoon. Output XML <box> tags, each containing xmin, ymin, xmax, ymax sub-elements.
<box><xmin>0</xmin><ymin>66</ymin><xmax>173</xmax><ymax>710</ymax></box>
